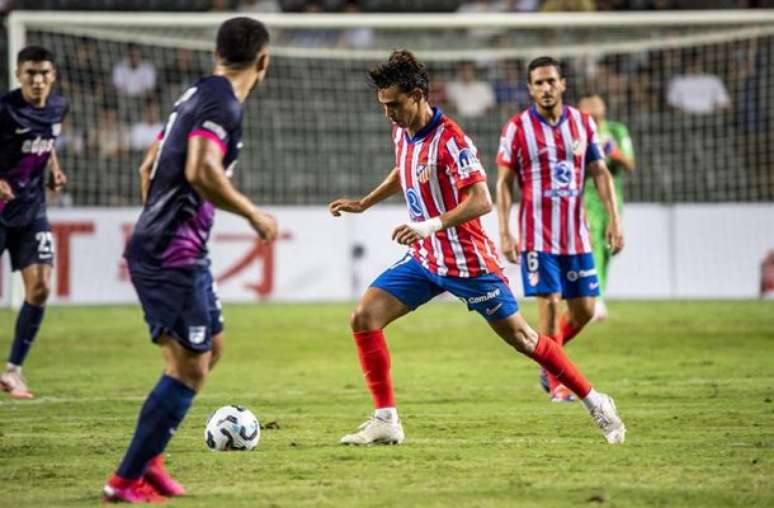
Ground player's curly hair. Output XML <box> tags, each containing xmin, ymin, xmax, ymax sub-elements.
<box><xmin>368</xmin><ymin>50</ymin><xmax>430</xmax><ymax>98</ymax></box>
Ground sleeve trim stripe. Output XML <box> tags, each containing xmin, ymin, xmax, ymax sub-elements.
<box><xmin>189</xmin><ymin>129</ymin><xmax>226</xmax><ymax>155</ymax></box>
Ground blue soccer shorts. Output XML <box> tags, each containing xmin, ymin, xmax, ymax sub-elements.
<box><xmin>128</xmin><ymin>261</ymin><xmax>224</xmax><ymax>353</ymax></box>
<box><xmin>371</xmin><ymin>254</ymin><xmax>519</xmax><ymax>321</ymax></box>
<box><xmin>520</xmin><ymin>251</ymin><xmax>601</xmax><ymax>299</ymax></box>
<box><xmin>0</xmin><ymin>216</ymin><xmax>54</xmax><ymax>271</ymax></box>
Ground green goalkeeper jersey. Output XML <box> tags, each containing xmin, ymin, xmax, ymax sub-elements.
<box><xmin>584</xmin><ymin>120</ymin><xmax>634</xmax><ymax>212</ymax></box>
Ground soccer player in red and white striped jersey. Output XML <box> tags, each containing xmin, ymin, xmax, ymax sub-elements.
<box><xmin>330</xmin><ymin>50</ymin><xmax>625</xmax><ymax>445</ymax></box>
<box><xmin>496</xmin><ymin>57</ymin><xmax>624</xmax><ymax>402</ymax></box>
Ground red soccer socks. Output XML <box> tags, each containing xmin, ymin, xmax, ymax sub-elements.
<box><xmin>353</xmin><ymin>330</ymin><xmax>395</xmax><ymax>409</ymax></box>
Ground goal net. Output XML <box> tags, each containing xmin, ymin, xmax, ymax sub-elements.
<box><xmin>7</xmin><ymin>10</ymin><xmax>774</xmax><ymax>206</ymax></box>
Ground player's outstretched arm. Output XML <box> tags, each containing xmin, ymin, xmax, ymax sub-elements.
<box><xmin>587</xmin><ymin>159</ymin><xmax>624</xmax><ymax>254</ymax></box>
<box><xmin>137</xmin><ymin>140</ymin><xmax>160</xmax><ymax>204</ymax></box>
<box><xmin>496</xmin><ymin>164</ymin><xmax>519</xmax><ymax>264</ymax></box>
<box><xmin>329</xmin><ymin>166</ymin><xmax>401</xmax><ymax>217</ymax></box>
<box><xmin>392</xmin><ymin>181</ymin><xmax>492</xmax><ymax>245</ymax></box>
<box><xmin>47</xmin><ymin>148</ymin><xmax>67</xmax><ymax>192</ymax></box>
<box><xmin>185</xmin><ymin>135</ymin><xmax>277</xmax><ymax>242</ymax></box>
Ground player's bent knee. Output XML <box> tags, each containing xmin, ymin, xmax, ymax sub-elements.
<box><xmin>27</xmin><ymin>281</ymin><xmax>50</xmax><ymax>306</ymax></box>
<box><xmin>350</xmin><ymin>306</ymin><xmax>381</xmax><ymax>332</ymax></box>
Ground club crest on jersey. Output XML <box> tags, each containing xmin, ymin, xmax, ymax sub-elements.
<box><xmin>405</xmin><ymin>188</ymin><xmax>425</xmax><ymax>221</ymax></box>
<box><xmin>528</xmin><ymin>272</ymin><xmax>540</xmax><ymax>287</ymax></box>
<box><xmin>571</xmin><ymin>138</ymin><xmax>585</xmax><ymax>155</ymax></box>
<box><xmin>416</xmin><ymin>163</ymin><xmax>434</xmax><ymax>184</ymax></box>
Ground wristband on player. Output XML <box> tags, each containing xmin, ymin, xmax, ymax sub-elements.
<box><xmin>407</xmin><ymin>217</ymin><xmax>443</xmax><ymax>238</ymax></box>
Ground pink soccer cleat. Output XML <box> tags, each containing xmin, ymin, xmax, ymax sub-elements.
<box><xmin>0</xmin><ymin>369</ymin><xmax>34</xmax><ymax>399</ymax></box>
<box><xmin>102</xmin><ymin>475</ymin><xmax>167</xmax><ymax>504</ymax></box>
<box><xmin>144</xmin><ymin>455</ymin><xmax>186</xmax><ymax>497</ymax></box>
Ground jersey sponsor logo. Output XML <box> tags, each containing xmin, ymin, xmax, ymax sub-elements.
<box><xmin>542</xmin><ymin>188</ymin><xmax>581</xmax><ymax>198</ymax></box>
<box><xmin>457</xmin><ymin>147</ymin><xmax>479</xmax><ymax>174</ymax></box>
<box><xmin>21</xmin><ymin>136</ymin><xmax>56</xmax><ymax>156</ymax></box>
<box><xmin>552</xmin><ymin>160</ymin><xmax>573</xmax><ymax>187</ymax></box>
<box><xmin>406</xmin><ymin>188</ymin><xmax>424</xmax><ymax>221</ymax></box>
<box><xmin>589</xmin><ymin>281</ymin><xmax>600</xmax><ymax>289</ymax></box>
<box><xmin>15</xmin><ymin>127</ymin><xmax>31</xmax><ymax>134</ymax></box>
<box><xmin>189</xmin><ymin>326</ymin><xmax>207</xmax><ymax>345</ymax></box>
<box><xmin>203</xmin><ymin>120</ymin><xmax>227</xmax><ymax>141</ymax></box>
<box><xmin>566</xmin><ymin>268</ymin><xmax>597</xmax><ymax>282</ymax></box>
<box><xmin>467</xmin><ymin>287</ymin><xmax>501</xmax><ymax>305</ymax></box>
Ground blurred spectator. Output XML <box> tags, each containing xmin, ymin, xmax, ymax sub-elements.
<box><xmin>284</xmin><ymin>2</ymin><xmax>340</xmax><ymax>47</ymax></box>
<box><xmin>492</xmin><ymin>62</ymin><xmax>529</xmax><ymax>112</ymax></box>
<box><xmin>212</xmin><ymin>0</ymin><xmax>243</xmax><ymax>10</ymax></box>
<box><xmin>445</xmin><ymin>62</ymin><xmax>495</xmax><ymax>118</ymax></box>
<box><xmin>55</xmin><ymin>117</ymin><xmax>85</xmax><ymax>156</ymax></box>
<box><xmin>238</xmin><ymin>0</ymin><xmax>281</xmax><ymax>11</ymax></box>
<box><xmin>112</xmin><ymin>44</ymin><xmax>157</xmax><ymax>98</ymax></box>
<box><xmin>667</xmin><ymin>57</ymin><xmax>730</xmax><ymax>114</ymax></box>
<box><xmin>91</xmin><ymin>108</ymin><xmax>130</xmax><ymax>158</ymax></box>
<box><xmin>130</xmin><ymin>101</ymin><xmax>163</xmax><ymax>152</ymax></box>
<box><xmin>505</xmin><ymin>0</ymin><xmax>541</xmax><ymax>11</ymax></box>
<box><xmin>458</xmin><ymin>0</ymin><xmax>507</xmax><ymax>40</ymax></box>
<box><xmin>337</xmin><ymin>0</ymin><xmax>375</xmax><ymax>49</ymax></box>
<box><xmin>541</xmin><ymin>0</ymin><xmax>596</xmax><ymax>11</ymax></box>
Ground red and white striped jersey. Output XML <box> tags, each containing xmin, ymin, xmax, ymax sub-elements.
<box><xmin>393</xmin><ymin>108</ymin><xmax>502</xmax><ymax>278</ymax></box>
<box><xmin>496</xmin><ymin>105</ymin><xmax>604</xmax><ymax>255</ymax></box>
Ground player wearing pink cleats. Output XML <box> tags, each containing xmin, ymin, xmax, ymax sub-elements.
<box><xmin>101</xmin><ymin>17</ymin><xmax>278</xmax><ymax>503</ymax></box>
<box><xmin>1</xmin><ymin>46</ymin><xmax>69</xmax><ymax>401</ymax></box>
<box><xmin>102</xmin><ymin>475</ymin><xmax>166</xmax><ymax>504</ymax></box>
<box><xmin>496</xmin><ymin>56</ymin><xmax>624</xmax><ymax>402</ymax></box>
<box><xmin>143</xmin><ymin>455</ymin><xmax>186</xmax><ymax>497</ymax></box>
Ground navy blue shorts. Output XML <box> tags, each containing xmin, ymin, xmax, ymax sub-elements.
<box><xmin>371</xmin><ymin>255</ymin><xmax>518</xmax><ymax>321</ymax></box>
<box><xmin>0</xmin><ymin>217</ymin><xmax>54</xmax><ymax>271</ymax></box>
<box><xmin>520</xmin><ymin>251</ymin><xmax>601</xmax><ymax>299</ymax></box>
<box><xmin>128</xmin><ymin>262</ymin><xmax>223</xmax><ymax>353</ymax></box>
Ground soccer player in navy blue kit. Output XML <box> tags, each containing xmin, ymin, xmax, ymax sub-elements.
<box><xmin>0</xmin><ymin>46</ymin><xmax>68</xmax><ymax>400</ymax></box>
<box><xmin>102</xmin><ymin>18</ymin><xmax>277</xmax><ymax>503</ymax></box>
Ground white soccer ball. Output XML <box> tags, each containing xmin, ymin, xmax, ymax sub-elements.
<box><xmin>204</xmin><ymin>405</ymin><xmax>260</xmax><ymax>451</ymax></box>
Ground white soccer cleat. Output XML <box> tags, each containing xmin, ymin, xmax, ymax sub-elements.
<box><xmin>0</xmin><ymin>369</ymin><xmax>34</xmax><ymax>399</ymax></box>
<box><xmin>588</xmin><ymin>394</ymin><xmax>626</xmax><ymax>444</ymax></box>
<box><xmin>340</xmin><ymin>415</ymin><xmax>405</xmax><ymax>445</ymax></box>
<box><xmin>592</xmin><ymin>299</ymin><xmax>608</xmax><ymax>322</ymax></box>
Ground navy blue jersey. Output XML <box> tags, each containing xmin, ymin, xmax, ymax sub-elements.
<box><xmin>0</xmin><ymin>90</ymin><xmax>68</xmax><ymax>227</ymax></box>
<box><xmin>125</xmin><ymin>75</ymin><xmax>243</xmax><ymax>268</ymax></box>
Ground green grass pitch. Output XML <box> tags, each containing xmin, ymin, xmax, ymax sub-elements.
<box><xmin>1</xmin><ymin>300</ymin><xmax>772</xmax><ymax>507</ymax></box>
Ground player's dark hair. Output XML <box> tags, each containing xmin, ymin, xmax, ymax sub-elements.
<box><xmin>527</xmin><ymin>56</ymin><xmax>563</xmax><ymax>83</ymax></box>
<box><xmin>17</xmin><ymin>46</ymin><xmax>55</xmax><ymax>67</ymax></box>
<box><xmin>368</xmin><ymin>50</ymin><xmax>430</xmax><ymax>99</ymax></box>
<box><xmin>216</xmin><ymin>17</ymin><xmax>270</xmax><ymax>70</ymax></box>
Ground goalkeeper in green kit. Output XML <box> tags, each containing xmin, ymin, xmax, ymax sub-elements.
<box><xmin>577</xmin><ymin>94</ymin><xmax>634</xmax><ymax>321</ymax></box>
